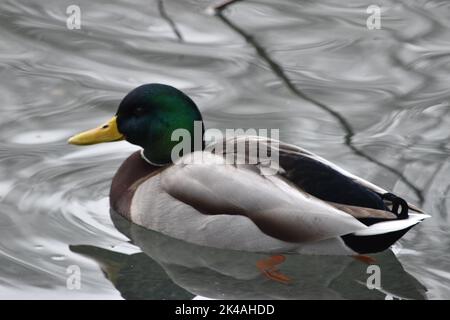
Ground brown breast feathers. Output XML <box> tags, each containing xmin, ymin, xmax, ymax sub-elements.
<box><xmin>110</xmin><ymin>151</ymin><xmax>161</xmax><ymax>219</ymax></box>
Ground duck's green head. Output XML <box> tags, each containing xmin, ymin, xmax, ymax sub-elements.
<box><xmin>68</xmin><ymin>84</ymin><xmax>204</xmax><ymax>165</ymax></box>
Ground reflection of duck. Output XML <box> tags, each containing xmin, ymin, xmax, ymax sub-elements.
<box><xmin>70</xmin><ymin>210</ymin><xmax>427</xmax><ymax>300</ymax></box>
<box><xmin>69</xmin><ymin>83</ymin><xmax>429</xmax><ymax>255</ymax></box>
<box><xmin>70</xmin><ymin>243</ymin><xmax>193</xmax><ymax>300</ymax></box>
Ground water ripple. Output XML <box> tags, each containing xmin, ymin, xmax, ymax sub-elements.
<box><xmin>0</xmin><ymin>0</ymin><xmax>449</xmax><ymax>299</ymax></box>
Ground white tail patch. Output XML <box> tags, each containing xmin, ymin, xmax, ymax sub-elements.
<box><xmin>353</xmin><ymin>213</ymin><xmax>431</xmax><ymax>236</ymax></box>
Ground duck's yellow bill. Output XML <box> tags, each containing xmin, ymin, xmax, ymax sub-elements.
<box><xmin>68</xmin><ymin>116</ymin><xmax>124</xmax><ymax>145</ymax></box>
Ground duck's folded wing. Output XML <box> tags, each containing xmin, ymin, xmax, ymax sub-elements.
<box><xmin>161</xmin><ymin>152</ymin><xmax>367</xmax><ymax>244</ymax></box>
<box><xmin>273</xmin><ymin>138</ymin><xmax>425</xmax><ymax>213</ymax></box>
<box><xmin>209</xmin><ymin>136</ymin><xmax>423</xmax><ymax>214</ymax></box>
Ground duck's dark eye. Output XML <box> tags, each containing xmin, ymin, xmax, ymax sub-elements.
<box><xmin>134</xmin><ymin>106</ymin><xmax>145</xmax><ymax>116</ymax></box>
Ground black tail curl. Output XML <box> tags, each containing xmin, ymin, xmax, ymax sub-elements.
<box><xmin>380</xmin><ymin>193</ymin><xmax>409</xmax><ymax>219</ymax></box>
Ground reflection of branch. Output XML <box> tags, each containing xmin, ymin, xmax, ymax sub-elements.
<box><xmin>158</xmin><ymin>0</ymin><xmax>183</xmax><ymax>41</ymax></box>
<box><xmin>215</xmin><ymin>9</ymin><xmax>424</xmax><ymax>204</ymax></box>
<box><xmin>210</xmin><ymin>0</ymin><xmax>242</xmax><ymax>12</ymax></box>
<box><xmin>439</xmin><ymin>184</ymin><xmax>450</xmax><ymax>220</ymax></box>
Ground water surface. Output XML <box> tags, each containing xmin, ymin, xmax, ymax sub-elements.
<box><xmin>0</xmin><ymin>0</ymin><xmax>449</xmax><ymax>299</ymax></box>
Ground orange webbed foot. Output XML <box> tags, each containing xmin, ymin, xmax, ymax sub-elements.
<box><xmin>256</xmin><ymin>255</ymin><xmax>291</xmax><ymax>284</ymax></box>
<box><xmin>352</xmin><ymin>254</ymin><xmax>377</xmax><ymax>264</ymax></box>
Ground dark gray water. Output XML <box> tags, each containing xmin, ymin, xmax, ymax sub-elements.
<box><xmin>0</xmin><ymin>0</ymin><xmax>449</xmax><ymax>299</ymax></box>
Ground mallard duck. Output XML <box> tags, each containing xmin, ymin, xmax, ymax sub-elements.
<box><xmin>69</xmin><ymin>83</ymin><xmax>429</xmax><ymax>257</ymax></box>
